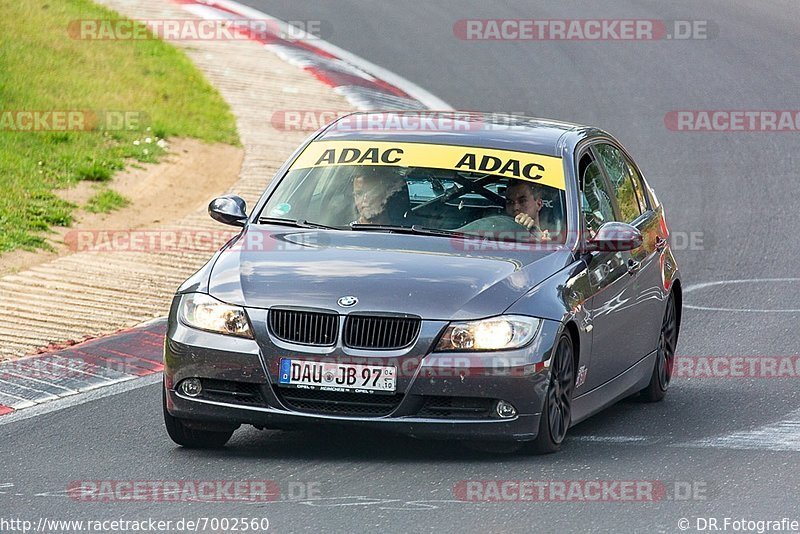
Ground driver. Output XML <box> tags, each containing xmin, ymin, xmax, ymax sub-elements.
<box><xmin>504</xmin><ymin>180</ymin><xmax>549</xmax><ymax>240</ymax></box>
<box><xmin>351</xmin><ymin>167</ymin><xmax>408</xmax><ymax>225</ymax></box>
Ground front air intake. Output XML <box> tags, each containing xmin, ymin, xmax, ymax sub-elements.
<box><xmin>268</xmin><ymin>309</ymin><xmax>338</xmax><ymax>346</ymax></box>
<box><xmin>343</xmin><ymin>315</ymin><xmax>421</xmax><ymax>350</ymax></box>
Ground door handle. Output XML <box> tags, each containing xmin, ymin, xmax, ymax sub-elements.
<box><xmin>655</xmin><ymin>236</ymin><xmax>667</xmax><ymax>251</ymax></box>
<box><xmin>627</xmin><ymin>258</ymin><xmax>641</xmax><ymax>275</ymax></box>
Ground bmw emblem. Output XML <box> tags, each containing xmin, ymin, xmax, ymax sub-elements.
<box><xmin>337</xmin><ymin>295</ymin><xmax>358</xmax><ymax>307</ymax></box>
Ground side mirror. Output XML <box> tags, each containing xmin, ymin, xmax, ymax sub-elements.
<box><xmin>586</xmin><ymin>222</ymin><xmax>642</xmax><ymax>252</ymax></box>
<box><xmin>208</xmin><ymin>195</ymin><xmax>247</xmax><ymax>227</ymax></box>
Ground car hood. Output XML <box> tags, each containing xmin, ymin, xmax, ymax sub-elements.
<box><xmin>206</xmin><ymin>227</ymin><xmax>571</xmax><ymax>320</ymax></box>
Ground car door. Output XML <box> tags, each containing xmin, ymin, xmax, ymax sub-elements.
<box><xmin>595</xmin><ymin>143</ymin><xmax>666</xmax><ymax>368</ymax></box>
<box><xmin>578</xmin><ymin>146</ymin><xmax>641</xmax><ymax>390</ymax></box>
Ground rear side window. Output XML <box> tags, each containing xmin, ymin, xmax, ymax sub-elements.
<box><xmin>595</xmin><ymin>143</ymin><xmax>642</xmax><ymax>223</ymax></box>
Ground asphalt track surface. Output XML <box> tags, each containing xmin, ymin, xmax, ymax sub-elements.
<box><xmin>3</xmin><ymin>2</ymin><xmax>800</xmax><ymax>532</ymax></box>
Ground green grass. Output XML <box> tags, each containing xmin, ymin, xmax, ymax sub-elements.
<box><xmin>76</xmin><ymin>163</ymin><xmax>112</xmax><ymax>182</ymax></box>
<box><xmin>0</xmin><ymin>0</ymin><xmax>239</xmax><ymax>253</ymax></box>
<box><xmin>84</xmin><ymin>189</ymin><xmax>130</xmax><ymax>213</ymax></box>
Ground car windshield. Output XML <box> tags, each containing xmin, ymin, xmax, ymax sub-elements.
<box><xmin>259</xmin><ymin>141</ymin><xmax>568</xmax><ymax>243</ymax></box>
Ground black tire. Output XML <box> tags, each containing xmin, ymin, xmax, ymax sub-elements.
<box><xmin>163</xmin><ymin>388</ymin><xmax>234</xmax><ymax>448</ymax></box>
<box><xmin>525</xmin><ymin>333</ymin><xmax>575</xmax><ymax>455</ymax></box>
<box><xmin>640</xmin><ymin>293</ymin><xmax>678</xmax><ymax>402</ymax></box>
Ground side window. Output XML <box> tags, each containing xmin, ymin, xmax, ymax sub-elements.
<box><xmin>579</xmin><ymin>153</ymin><xmax>615</xmax><ymax>239</ymax></box>
<box><xmin>595</xmin><ymin>144</ymin><xmax>642</xmax><ymax>223</ymax></box>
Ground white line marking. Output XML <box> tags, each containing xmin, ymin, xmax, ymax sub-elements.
<box><xmin>73</xmin><ymin>375</ymin><xmax>138</xmax><ymax>393</ymax></box>
<box><xmin>32</xmin><ymin>490</ymin><xmax>72</xmax><ymax>498</ymax></box>
<box><xmin>0</xmin><ymin>374</ymin><xmax>161</xmax><ymax>426</ymax></box>
<box><xmin>0</xmin><ymin>388</ymin><xmax>30</xmax><ymax>403</ymax></box>
<box><xmin>378</xmin><ymin>500</ymin><xmax>472</xmax><ymax>511</ymax></box>
<box><xmin>683</xmin><ymin>278</ymin><xmax>800</xmax><ymax>313</ymax></box>
<box><xmin>571</xmin><ymin>435</ymin><xmax>651</xmax><ymax>443</ymax></box>
<box><xmin>294</xmin><ymin>496</ymin><xmax>465</xmax><ymax>510</ymax></box>
<box><xmin>678</xmin><ymin>409</ymin><xmax>800</xmax><ymax>452</ymax></box>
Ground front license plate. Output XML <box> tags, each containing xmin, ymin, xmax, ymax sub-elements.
<box><xmin>278</xmin><ymin>359</ymin><xmax>396</xmax><ymax>394</ymax></box>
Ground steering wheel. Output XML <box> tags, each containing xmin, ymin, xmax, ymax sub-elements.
<box><xmin>456</xmin><ymin>214</ymin><xmax>530</xmax><ymax>233</ymax></box>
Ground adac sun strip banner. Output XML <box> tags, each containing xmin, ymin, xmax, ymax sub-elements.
<box><xmin>289</xmin><ymin>141</ymin><xmax>566</xmax><ymax>191</ymax></box>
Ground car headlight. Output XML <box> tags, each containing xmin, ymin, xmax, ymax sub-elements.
<box><xmin>178</xmin><ymin>293</ymin><xmax>253</xmax><ymax>338</ymax></box>
<box><xmin>434</xmin><ymin>315</ymin><xmax>541</xmax><ymax>352</ymax></box>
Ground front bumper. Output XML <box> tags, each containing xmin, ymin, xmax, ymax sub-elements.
<box><xmin>163</xmin><ymin>299</ymin><xmax>561</xmax><ymax>442</ymax></box>
<box><xmin>166</xmin><ymin>389</ymin><xmax>542</xmax><ymax>441</ymax></box>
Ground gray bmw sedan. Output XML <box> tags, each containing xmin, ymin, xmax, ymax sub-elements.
<box><xmin>163</xmin><ymin>112</ymin><xmax>681</xmax><ymax>454</ymax></box>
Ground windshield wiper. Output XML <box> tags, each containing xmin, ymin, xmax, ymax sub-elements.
<box><xmin>258</xmin><ymin>217</ymin><xmax>340</xmax><ymax>230</ymax></box>
<box><xmin>349</xmin><ymin>223</ymin><xmax>470</xmax><ymax>239</ymax></box>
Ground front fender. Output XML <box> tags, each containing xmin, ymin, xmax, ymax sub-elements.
<box><xmin>505</xmin><ymin>258</ymin><xmax>595</xmax><ymax>392</ymax></box>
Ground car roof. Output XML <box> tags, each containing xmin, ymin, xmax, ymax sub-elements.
<box><xmin>319</xmin><ymin>111</ymin><xmax>590</xmax><ymax>157</ymax></box>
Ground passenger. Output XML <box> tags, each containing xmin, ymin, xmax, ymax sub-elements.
<box><xmin>351</xmin><ymin>167</ymin><xmax>409</xmax><ymax>225</ymax></box>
